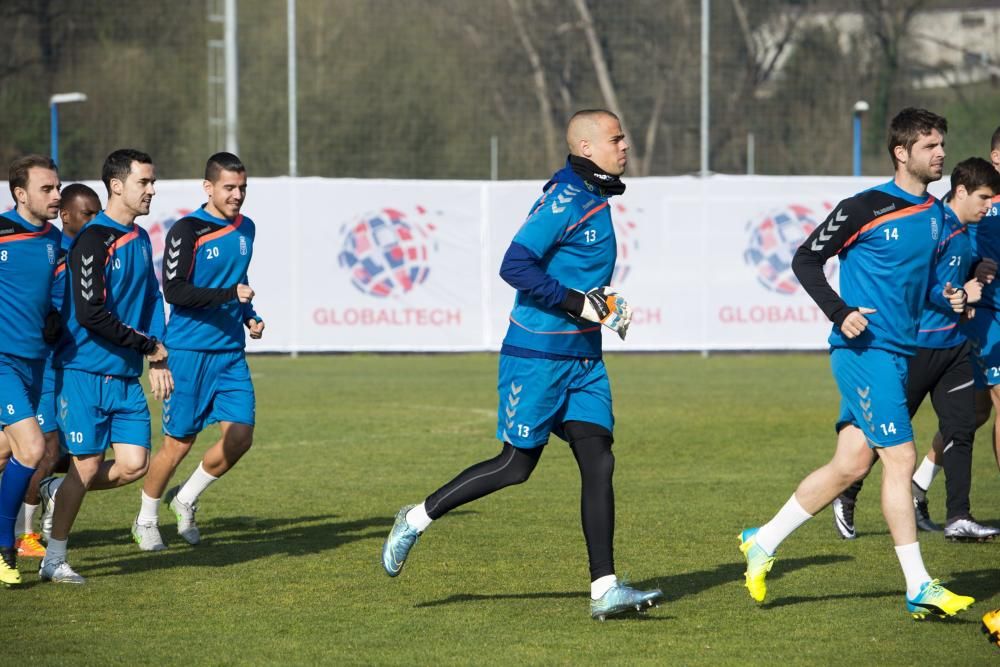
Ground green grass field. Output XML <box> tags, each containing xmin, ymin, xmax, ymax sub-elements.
<box><xmin>6</xmin><ymin>353</ymin><xmax>999</xmax><ymax>665</ymax></box>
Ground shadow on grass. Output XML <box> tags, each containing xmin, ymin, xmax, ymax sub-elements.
<box><xmin>415</xmin><ymin>591</ymin><xmax>673</xmax><ymax>621</ymax></box>
<box><xmin>629</xmin><ymin>553</ymin><xmax>853</xmax><ymax>602</ymax></box>
<box><xmin>414</xmin><ymin>554</ymin><xmax>852</xmax><ymax>611</ymax></box>
<box><xmin>71</xmin><ymin>513</ymin><xmax>391</xmax><ymax>577</ymax></box>
<box><xmin>947</xmin><ymin>568</ymin><xmax>1000</xmax><ymax>602</ymax></box>
<box><xmin>762</xmin><ymin>589</ymin><xmax>897</xmax><ymax>609</ymax></box>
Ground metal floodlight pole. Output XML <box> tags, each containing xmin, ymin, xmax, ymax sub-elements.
<box><xmin>225</xmin><ymin>0</ymin><xmax>239</xmax><ymax>154</ymax></box>
<box><xmin>700</xmin><ymin>0</ymin><xmax>710</xmax><ymax>177</ymax></box>
<box><xmin>288</xmin><ymin>0</ymin><xmax>298</xmax><ymax>177</ymax></box>
<box><xmin>49</xmin><ymin>92</ymin><xmax>87</xmax><ymax>168</ymax></box>
<box><xmin>853</xmin><ymin>100</ymin><xmax>869</xmax><ymax>177</ymax></box>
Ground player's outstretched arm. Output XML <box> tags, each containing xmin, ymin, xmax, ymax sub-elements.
<box><xmin>162</xmin><ymin>221</ymin><xmax>242</xmax><ymax>308</ymax></box>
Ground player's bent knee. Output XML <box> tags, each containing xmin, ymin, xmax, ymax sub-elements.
<box><xmin>500</xmin><ymin>442</ymin><xmax>541</xmax><ymax>485</ymax></box>
<box><xmin>117</xmin><ymin>460</ymin><xmax>149</xmax><ymax>483</ymax></box>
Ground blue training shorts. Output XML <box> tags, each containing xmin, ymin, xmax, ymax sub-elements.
<box><xmin>56</xmin><ymin>369</ymin><xmax>151</xmax><ymax>455</ymax></box>
<box><xmin>495</xmin><ymin>354</ymin><xmax>613</xmax><ymax>449</ymax></box>
<box><xmin>162</xmin><ymin>348</ymin><xmax>255</xmax><ymax>438</ymax></box>
<box><xmin>0</xmin><ymin>354</ymin><xmax>44</xmax><ymax>428</ymax></box>
<box><xmin>35</xmin><ymin>363</ymin><xmax>58</xmax><ymax>434</ymax></box>
<box><xmin>831</xmin><ymin>347</ymin><xmax>913</xmax><ymax>448</ymax></box>
<box><xmin>962</xmin><ymin>309</ymin><xmax>1000</xmax><ymax>388</ymax></box>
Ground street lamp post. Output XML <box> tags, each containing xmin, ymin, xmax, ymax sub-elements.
<box><xmin>852</xmin><ymin>100</ymin><xmax>869</xmax><ymax>177</ymax></box>
<box><xmin>49</xmin><ymin>92</ymin><xmax>87</xmax><ymax>167</ymax></box>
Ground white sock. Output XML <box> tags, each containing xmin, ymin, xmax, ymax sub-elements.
<box><xmin>591</xmin><ymin>574</ymin><xmax>618</xmax><ymax>600</ymax></box>
<box><xmin>912</xmin><ymin>456</ymin><xmax>942</xmax><ymax>492</ymax></box>
<box><xmin>894</xmin><ymin>542</ymin><xmax>931</xmax><ymax>598</ymax></box>
<box><xmin>45</xmin><ymin>538</ymin><xmax>68</xmax><ymax>565</ymax></box>
<box><xmin>138</xmin><ymin>491</ymin><xmax>160</xmax><ymax>524</ymax></box>
<box><xmin>49</xmin><ymin>476</ymin><xmax>63</xmax><ymax>499</ymax></box>
<box><xmin>405</xmin><ymin>503</ymin><xmax>432</xmax><ymax>532</ymax></box>
<box><xmin>15</xmin><ymin>503</ymin><xmax>35</xmax><ymax>536</ymax></box>
<box><xmin>755</xmin><ymin>494</ymin><xmax>813</xmax><ymax>555</ymax></box>
<box><xmin>22</xmin><ymin>503</ymin><xmax>38</xmax><ymax>534</ymax></box>
<box><xmin>177</xmin><ymin>463</ymin><xmax>218</xmax><ymax>506</ymax></box>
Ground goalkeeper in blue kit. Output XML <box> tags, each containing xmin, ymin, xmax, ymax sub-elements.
<box><xmin>132</xmin><ymin>152</ymin><xmax>262</xmax><ymax>551</ymax></box>
<box><xmin>382</xmin><ymin>110</ymin><xmax>663</xmax><ymax>621</ymax></box>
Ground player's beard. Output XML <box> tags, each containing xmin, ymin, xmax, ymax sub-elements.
<box><xmin>908</xmin><ymin>160</ymin><xmax>941</xmax><ymax>186</ymax></box>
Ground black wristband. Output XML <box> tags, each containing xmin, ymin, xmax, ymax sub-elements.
<box><xmin>559</xmin><ymin>289</ymin><xmax>585</xmax><ymax>316</ymax></box>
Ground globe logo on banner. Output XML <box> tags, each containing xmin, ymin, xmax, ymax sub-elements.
<box><xmin>146</xmin><ymin>209</ymin><xmax>192</xmax><ymax>284</ymax></box>
<box><xmin>338</xmin><ymin>207</ymin><xmax>439</xmax><ymax>298</ymax></box>
<box><xmin>611</xmin><ymin>201</ymin><xmax>641</xmax><ymax>286</ymax></box>
<box><xmin>744</xmin><ymin>203</ymin><xmax>835</xmax><ymax>295</ymax></box>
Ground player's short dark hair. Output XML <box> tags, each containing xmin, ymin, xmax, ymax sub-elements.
<box><xmin>205</xmin><ymin>152</ymin><xmax>245</xmax><ymax>182</ymax></box>
<box><xmin>992</xmin><ymin>126</ymin><xmax>1000</xmax><ymax>152</ymax></box>
<box><xmin>60</xmin><ymin>182</ymin><xmax>100</xmax><ymax>208</ymax></box>
<box><xmin>951</xmin><ymin>157</ymin><xmax>1000</xmax><ymax>196</ymax></box>
<box><xmin>9</xmin><ymin>154</ymin><xmax>58</xmax><ymax>198</ymax></box>
<box><xmin>101</xmin><ymin>148</ymin><xmax>153</xmax><ymax>194</ymax></box>
<box><xmin>887</xmin><ymin>107</ymin><xmax>948</xmax><ymax>167</ymax></box>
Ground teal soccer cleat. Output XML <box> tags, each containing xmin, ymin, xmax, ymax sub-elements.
<box><xmin>590</xmin><ymin>582</ymin><xmax>664</xmax><ymax>621</ymax></box>
<box><xmin>382</xmin><ymin>505</ymin><xmax>421</xmax><ymax>577</ymax></box>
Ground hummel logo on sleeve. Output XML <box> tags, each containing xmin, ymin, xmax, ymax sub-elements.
<box><xmin>81</xmin><ymin>255</ymin><xmax>95</xmax><ymax>299</ymax></box>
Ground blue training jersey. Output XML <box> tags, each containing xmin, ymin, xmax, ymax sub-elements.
<box><xmin>917</xmin><ymin>204</ymin><xmax>970</xmax><ymax>349</ymax></box>
<box><xmin>967</xmin><ymin>194</ymin><xmax>1000</xmax><ymax>311</ymax></box>
<box><xmin>793</xmin><ymin>179</ymin><xmax>943</xmax><ymax>356</ymax></box>
<box><xmin>499</xmin><ymin>161</ymin><xmax>618</xmax><ymax>358</ymax></box>
<box><xmin>55</xmin><ymin>211</ymin><xmax>165</xmax><ymax>377</ymax></box>
<box><xmin>0</xmin><ymin>210</ymin><xmax>62</xmax><ymax>360</ymax></box>
<box><xmin>162</xmin><ymin>206</ymin><xmax>260</xmax><ymax>352</ymax></box>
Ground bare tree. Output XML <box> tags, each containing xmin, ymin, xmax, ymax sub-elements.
<box><xmin>507</xmin><ymin>0</ymin><xmax>561</xmax><ymax>168</ymax></box>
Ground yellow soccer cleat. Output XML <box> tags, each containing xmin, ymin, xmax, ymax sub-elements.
<box><xmin>16</xmin><ymin>532</ymin><xmax>46</xmax><ymax>558</ymax></box>
<box><xmin>981</xmin><ymin>609</ymin><xmax>1000</xmax><ymax>647</ymax></box>
<box><xmin>906</xmin><ymin>579</ymin><xmax>974</xmax><ymax>619</ymax></box>
<box><xmin>0</xmin><ymin>548</ymin><xmax>23</xmax><ymax>587</ymax></box>
<box><xmin>738</xmin><ymin>527</ymin><xmax>774</xmax><ymax>603</ymax></box>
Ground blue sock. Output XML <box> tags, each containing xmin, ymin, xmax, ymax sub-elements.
<box><xmin>0</xmin><ymin>457</ymin><xmax>36</xmax><ymax>549</ymax></box>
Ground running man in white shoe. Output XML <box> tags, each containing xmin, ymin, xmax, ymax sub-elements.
<box><xmin>133</xmin><ymin>152</ymin><xmax>262</xmax><ymax>551</ymax></box>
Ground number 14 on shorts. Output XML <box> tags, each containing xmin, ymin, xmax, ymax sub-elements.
<box><xmin>879</xmin><ymin>422</ymin><xmax>897</xmax><ymax>436</ymax></box>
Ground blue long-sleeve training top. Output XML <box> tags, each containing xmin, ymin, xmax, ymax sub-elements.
<box><xmin>55</xmin><ymin>211</ymin><xmax>166</xmax><ymax>377</ymax></box>
<box><xmin>499</xmin><ymin>159</ymin><xmax>619</xmax><ymax>359</ymax></box>
<box><xmin>162</xmin><ymin>206</ymin><xmax>260</xmax><ymax>351</ymax></box>
<box><xmin>792</xmin><ymin>179</ymin><xmax>943</xmax><ymax>356</ymax></box>
<box><xmin>0</xmin><ymin>209</ymin><xmax>63</xmax><ymax>360</ymax></box>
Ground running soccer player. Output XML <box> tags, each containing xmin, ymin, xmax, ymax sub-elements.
<box><xmin>12</xmin><ymin>183</ymin><xmax>101</xmax><ymax>558</ymax></box>
<box><xmin>132</xmin><ymin>152</ymin><xmax>262</xmax><ymax>551</ymax></box>
<box><xmin>38</xmin><ymin>149</ymin><xmax>173</xmax><ymax>585</ymax></box>
<box><xmin>0</xmin><ymin>155</ymin><xmax>63</xmax><ymax>585</ymax></box>
<box><xmin>831</xmin><ymin>158</ymin><xmax>1000</xmax><ymax>542</ymax></box>
<box><xmin>738</xmin><ymin>108</ymin><xmax>975</xmax><ymax>619</ymax></box>
<box><xmin>965</xmin><ymin>126</ymin><xmax>1000</xmax><ymax>475</ymax></box>
<box><xmin>382</xmin><ymin>109</ymin><xmax>663</xmax><ymax>621</ymax></box>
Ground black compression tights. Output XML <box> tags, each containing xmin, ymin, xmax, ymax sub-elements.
<box><xmin>422</xmin><ymin>421</ymin><xmax>615</xmax><ymax>581</ymax></box>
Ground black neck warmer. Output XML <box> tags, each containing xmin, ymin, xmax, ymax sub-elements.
<box><xmin>568</xmin><ymin>155</ymin><xmax>626</xmax><ymax>196</ymax></box>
